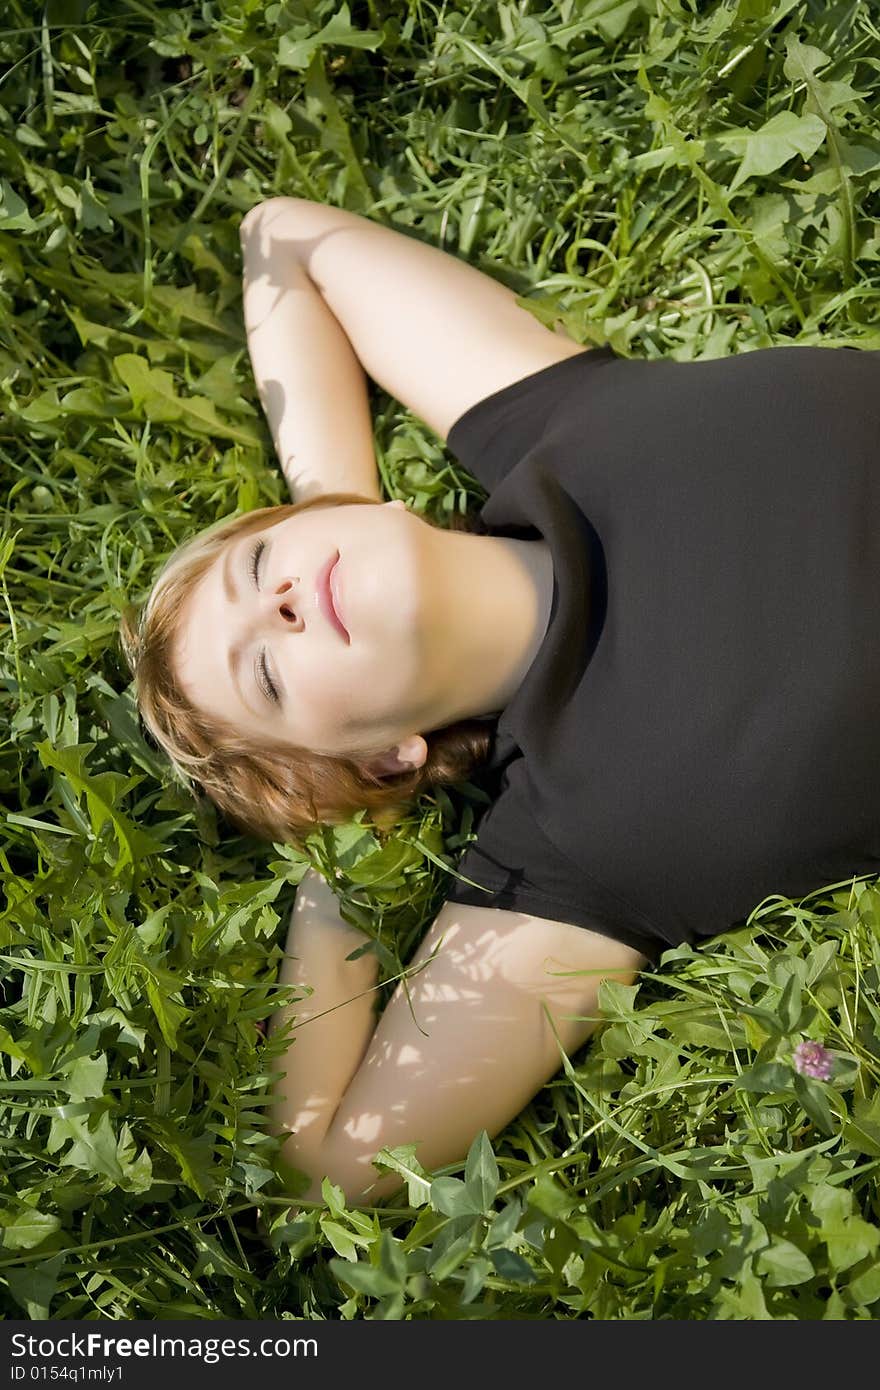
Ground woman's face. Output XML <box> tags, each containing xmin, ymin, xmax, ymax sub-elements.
<box><xmin>172</xmin><ymin>499</ymin><xmax>442</xmax><ymax>759</ymax></box>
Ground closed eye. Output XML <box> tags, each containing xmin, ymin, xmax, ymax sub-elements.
<box><xmin>246</xmin><ymin>538</ymin><xmax>281</xmax><ymax>706</ymax></box>
<box><xmin>248</xmin><ymin>538</ymin><xmax>265</xmax><ymax>588</ymax></box>
<box><xmin>256</xmin><ymin>649</ymin><xmax>279</xmax><ymax>705</ymax></box>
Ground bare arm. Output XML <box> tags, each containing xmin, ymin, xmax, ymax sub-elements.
<box><xmin>266</xmin><ymin>867</ymin><xmax>381</xmax><ymax>1187</ymax></box>
<box><xmin>267</xmin><ymin>868</ymin><xmax>645</xmax><ymax>1208</ymax></box>
<box><xmin>240</xmin><ymin>208</ymin><xmax>383</xmax><ymax>504</ymax></box>
<box><xmin>239</xmin><ymin>197</ymin><xmax>587</xmax><ymax>503</ymax></box>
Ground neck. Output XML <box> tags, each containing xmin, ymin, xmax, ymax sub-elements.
<box><xmin>421</xmin><ymin>525</ymin><xmax>555</xmax><ymax>728</ymax></box>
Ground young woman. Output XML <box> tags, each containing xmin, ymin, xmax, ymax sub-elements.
<box><xmin>121</xmin><ymin>197</ymin><xmax>880</xmax><ymax>1210</ymax></box>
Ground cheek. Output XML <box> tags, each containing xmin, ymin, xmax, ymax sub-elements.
<box><xmin>292</xmin><ymin>667</ymin><xmax>354</xmax><ymax>730</ymax></box>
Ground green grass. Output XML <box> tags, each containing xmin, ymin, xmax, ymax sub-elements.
<box><xmin>2</xmin><ymin>0</ymin><xmax>880</xmax><ymax>1320</ymax></box>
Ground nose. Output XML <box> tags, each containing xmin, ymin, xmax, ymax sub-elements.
<box><xmin>261</xmin><ymin>575</ymin><xmax>302</xmax><ymax>629</ymax></box>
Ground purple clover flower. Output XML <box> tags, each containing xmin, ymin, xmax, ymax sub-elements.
<box><xmin>793</xmin><ymin>1040</ymin><xmax>833</xmax><ymax>1081</ymax></box>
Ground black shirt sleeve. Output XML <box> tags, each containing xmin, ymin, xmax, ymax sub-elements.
<box><xmin>444</xmin><ymin>769</ymin><xmax>661</xmax><ymax>962</ymax></box>
<box><xmin>446</xmin><ymin>346</ymin><xmax>618</xmax><ymax>493</ymax></box>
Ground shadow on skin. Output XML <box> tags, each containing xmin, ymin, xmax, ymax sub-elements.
<box><xmin>280</xmin><ymin>911</ymin><xmax>643</xmax><ymax>1207</ymax></box>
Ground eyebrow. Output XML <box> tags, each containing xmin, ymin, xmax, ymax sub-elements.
<box><xmin>224</xmin><ymin>539</ymin><xmax>259</xmax><ymax>719</ymax></box>
<box><xmin>222</xmin><ymin>537</ymin><xmax>239</xmax><ymax>605</ymax></box>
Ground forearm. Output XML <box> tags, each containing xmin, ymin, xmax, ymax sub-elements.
<box><xmin>267</xmin><ymin>871</ymin><xmax>381</xmax><ymax>1197</ymax></box>
<box><xmin>239</xmin><ymin>199</ymin><xmax>382</xmax><ymax>504</ymax></box>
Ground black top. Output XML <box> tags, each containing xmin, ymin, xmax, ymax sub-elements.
<box><xmin>444</xmin><ymin>343</ymin><xmax>880</xmax><ymax>962</ymax></box>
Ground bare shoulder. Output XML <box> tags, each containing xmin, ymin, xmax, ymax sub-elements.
<box><xmin>295</xmin><ymin>864</ymin><xmax>644</xmax><ymax>991</ymax></box>
<box><xmin>410</xmin><ymin>897</ymin><xmax>646</xmax><ymax>997</ymax></box>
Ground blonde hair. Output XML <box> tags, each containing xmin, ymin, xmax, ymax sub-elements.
<box><xmin>119</xmin><ymin>492</ymin><xmax>493</xmax><ymax>848</ymax></box>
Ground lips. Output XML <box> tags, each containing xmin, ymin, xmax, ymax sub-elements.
<box><xmin>316</xmin><ymin>551</ymin><xmax>349</xmax><ymax>643</ymax></box>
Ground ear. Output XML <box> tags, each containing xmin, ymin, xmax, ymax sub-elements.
<box><xmin>361</xmin><ymin>734</ymin><xmax>428</xmax><ymax>779</ymax></box>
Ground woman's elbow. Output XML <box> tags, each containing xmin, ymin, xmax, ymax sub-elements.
<box><xmin>239</xmin><ymin>196</ymin><xmax>304</xmax><ymax>255</ymax></box>
<box><xmin>302</xmin><ymin>1148</ymin><xmax>406</xmax><ymax>1210</ymax></box>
